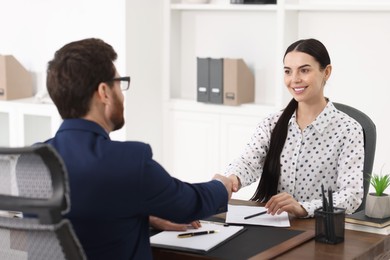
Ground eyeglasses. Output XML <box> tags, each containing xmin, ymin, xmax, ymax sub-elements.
<box><xmin>107</xmin><ymin>76</ymin><xmax>131</xmax><ymax>91</ymax></box>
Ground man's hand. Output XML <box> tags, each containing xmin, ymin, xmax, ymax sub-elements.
<box><xmin>213</xmin><ymin>174</ymin><xmax>233</xmax><ymax>199</ymax></box>
<box><xmin>228</xmin><ymin>174</ymin><xmax>241</xmax><ymax>192</ymax></box>
<box><xmin>149</xmin><ymin>216</ymin><xmax>201</xmax><ymax>231</ymax></box>
<box><xmin>264</xmin><ymin>192</ymin><xmax>308</xmax><ymax>218</ymax></box>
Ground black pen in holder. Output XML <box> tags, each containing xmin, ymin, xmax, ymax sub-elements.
<box><xmin>314</xmin><ymin>207</ymin><xmax>346</xmax><ymax>244</ymax></box>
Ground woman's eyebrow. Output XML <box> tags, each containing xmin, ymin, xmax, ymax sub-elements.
<box><xmin>284</xmin><ymin>64</ymin><xmax>311</xmax><ymax>70</ymax></box>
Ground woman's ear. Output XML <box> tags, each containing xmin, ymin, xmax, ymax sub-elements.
<box><xmin>324</xmin><ymin>64</ymin><xmax>332</xmax><ymax>81</ymax></box>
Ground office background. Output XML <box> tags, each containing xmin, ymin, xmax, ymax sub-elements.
<box><xmin>0</xmin><ymin>0</ymin><xmax>389</xmax><ymax>195</ymax></box>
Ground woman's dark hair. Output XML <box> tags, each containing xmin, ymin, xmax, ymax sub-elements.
<box><xmin>251</xmin><ymin>38</ymin><xmax>331</xmax><ymax>202</ymax></box>
<box><xmin>46</xmin><ymin>38</ymin><xmax>117</xmax><ymax>119</ymax></box>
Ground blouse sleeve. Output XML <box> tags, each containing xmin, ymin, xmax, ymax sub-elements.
<box><xmin>224</xmin><ymin>114</ymin><xmax>279</xmax><ymax>187</ymax></box>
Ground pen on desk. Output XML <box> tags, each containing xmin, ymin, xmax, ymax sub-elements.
<box><xmin>177</xmin><ymin>230</ymin><xmax>219</xmax><ymax>238</ymax></box>
<box><xmin>244</xmin><ymin>211</ymin><xmax>267</xmax><ymax>220</ymax></box>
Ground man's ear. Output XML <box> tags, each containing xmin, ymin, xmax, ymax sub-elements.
<box><xmin>97</xmin><ymin>83</ymin><xmax>110</xmax><ymax>101</ymax></box>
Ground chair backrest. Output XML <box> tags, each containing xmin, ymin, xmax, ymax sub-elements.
<box><xmin>333</xmin><ymin>102</ymin><xmax>377</xmax><ymax>212</ymax></box>
<box><xmin>0</xmin><ymin>144</ymin><xmax>86</xmax><ymax>260</ymax></box>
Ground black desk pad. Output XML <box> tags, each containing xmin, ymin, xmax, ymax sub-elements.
<box><xmin>206</xmin><ymin>224</ymin><xmax>303</xmax><ymax>259</ymax></box>
<box><xmin>150</xmin><ymin>217</ymin><xmax>304</xmax><ymax>260</ymax></box>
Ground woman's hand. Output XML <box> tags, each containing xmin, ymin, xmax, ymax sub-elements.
<box><xmin>264</xmin><ymin>192</ymin><xmax>308</xmax><ymax>218</ymax></box>
<box><xmin>228</xmin><ymin>174</ymin><xmax>241</xmax><ymax>192</ymax></box>
<box><xmin>149</xmin><ymin>216</ymin><xmax>201</xmax><ymax>231</ymax></box>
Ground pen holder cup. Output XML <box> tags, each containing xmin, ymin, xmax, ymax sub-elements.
<box><xmin>314</xmin><ymin>207</ymin><xmax>346</xmax><ymax>244</ymax></box>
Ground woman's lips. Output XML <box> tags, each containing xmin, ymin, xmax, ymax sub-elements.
<box><xmin>293</xmin><ymin>87</ymin><xmax>307</xmax><ymax>94</ymax></box>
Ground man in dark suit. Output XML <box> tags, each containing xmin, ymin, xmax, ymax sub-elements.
<box><xmin>44</xmin><ymin>38</ymin><xmax>232</xmax><ymax>260</ymax></box>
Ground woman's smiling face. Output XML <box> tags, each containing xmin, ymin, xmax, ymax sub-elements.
<box><xmin>283</xmin><ymin>51</ymin><xmax>330</xmax><ymax>104</ymax></box>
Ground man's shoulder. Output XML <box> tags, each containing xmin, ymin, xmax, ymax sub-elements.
<box><xmin>107</xmin><ymin>140</ymin><xmax>153</xmax><ymax>157</ymax></box>
<box><xmin>109</xmin><ymin>140</ymin><xmax>150</xmax><ymax>149</ymax></box>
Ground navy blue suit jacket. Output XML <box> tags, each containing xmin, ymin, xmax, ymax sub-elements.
<box><xmin>44</xmin><ymin>119</ymin><xmax>228</xmax><ymax>260</ymax></box>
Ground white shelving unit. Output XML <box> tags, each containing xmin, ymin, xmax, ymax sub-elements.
<box><xmin>165</xmin><ymin>3</ymin><xmax>283</xmax><ymax>106</ymax></box>
<box><xmin>0</xmin><ymin>98</ymin><xmax>62</xmax><ymax>147</ymax></box>
<box><xmin>162</xmin><ymin>0</ymin><xmax>290</xmax><ymax>199</ymax></box>
<box><xmin>162</xmin><ymin>0</ymin><xmax>390</xmax><ymax>199</ymax></box>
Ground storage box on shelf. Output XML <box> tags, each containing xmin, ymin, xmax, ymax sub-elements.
<box><xmin>0</xmin><ymin>55</ymin><xmax>33</xmax><ymax>101</ymax></box>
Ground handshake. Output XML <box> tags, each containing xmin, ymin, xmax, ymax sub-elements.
<box><xmin>212</xmin><ymin>174</ymin><xmax>240</xmax><ymax>200</ymax></box>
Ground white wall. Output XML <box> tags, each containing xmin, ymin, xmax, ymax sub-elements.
<box><xmin>125</xmin><ymin>1</ymin><xmax>164</xmax><ymax>161</ymax></box>
<box><xmin>297</xmin><ymin>11</ymin><xmax>390</xmax><ymax>192</ymax></box>
<box><xmin>0</xmin><ymin>0</ymin><xmax>127</xmax><ymax>141</ymax></box>
<box><xmin>0</xmin><ymin>0</ymin><xmax>126</xmax><ymax>93</ymax></box>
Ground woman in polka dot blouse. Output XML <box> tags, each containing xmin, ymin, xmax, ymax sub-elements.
<box><xmin>225</xmin><ymin>38</ymin><xmax>364</xmax><ymax>218</ymax></box>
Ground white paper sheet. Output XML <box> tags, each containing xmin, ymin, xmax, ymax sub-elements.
<box><xmin>226</xmin><ymin>204</ymin><xmax>290</xmax><ymax>227</ymax></box>
<box><xmin>150</xmin><ymin>222</ymin><xmax>244</xmax><ymax>253</ymax></box>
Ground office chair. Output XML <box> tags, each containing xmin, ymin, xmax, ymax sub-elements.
<box><xmin>333</xmin><ymin>102</ymin><xmax>377</xmax><ymax>212</ymax></box>
<box><xmin>0</xmin><ymin>144</ymin><xmax>86</xmax><ymax>260</ymax></box>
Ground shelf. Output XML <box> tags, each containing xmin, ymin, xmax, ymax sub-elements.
<box><xmin>167</xmin><ymin>7</ymin><xmax>279</xmax><ymax>105</ymax></box>
<box><xmin>171</xmin><ymin>3</ymin><xmax>277</xmax><ymax>11</ymax></box>
<box><xmin>167</xmin><ymin>99</ymin><xmax>276</xmax><ymax>117</ymax></box>
<box><xmin>0</xmin><ymin>97</ymin><xmax>62</xmax><ymax>147</ymax></box>
<box><xmin>172</xmin><ymin>2</ymin><xmax>390</xmax><ymax>12</ymax></box>
<box><xmin>2</xmin><ymin>97</ymin><xmax>54</xmax><ymax>106</ymax></box>
<box><xmin>285</xmin><ymin>3</ymin><xmax>390</xmax><ymax>12</ymax></box>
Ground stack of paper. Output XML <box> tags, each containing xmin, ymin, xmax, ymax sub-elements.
<box><xmin>150</xmin><ymin>222</ymin><xmax>244</xmax><ymax>253</ymax></box>
<box><xmin>226</xmin><ymin>204</ymin><xmax>290</xmax><ymax>227</ymax></box>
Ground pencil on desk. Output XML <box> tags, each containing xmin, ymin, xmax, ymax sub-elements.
<box><xmin>321</xmin><ymin>184</ymin><xmax>328</xmax><ymax>211</ymax></box>
<box><xmin>321</xmin><ymin>184</ymin><xmax>330</xmax><ymax>240</ymax></box>
<box><xmin>177</xmin><ymin>230</ymin><xmax>219</xmax><ymax>238</ymax></box>
<box><xmin>328</xmin><ymin>186</ymin><xmax>336</xmax><ymax>242</ymax></box>
<box><xmin>244</xmin><ymin>211</ymin><xmax>267</xmax><ymax>220</ymax></box>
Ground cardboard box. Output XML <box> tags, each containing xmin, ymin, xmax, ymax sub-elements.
<box><xmin>0</xmin><ymin>55</ymin><xmax>33</xmax><ymax>100</ymax></box>
<box><xmin>223</xmin><ymin>58</ymin><xmax>254</xmax><ymax>106</ymax></box>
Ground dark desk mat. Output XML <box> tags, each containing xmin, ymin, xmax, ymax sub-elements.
<box><xmin>150</xmin><ymin>217</ymin><xmax>304</xmax><ymax>260</ymax></box>
<box><xmin>206</xmin><ymin>224</ymin><xmax>303</xmax><ymax>260</ymax></box>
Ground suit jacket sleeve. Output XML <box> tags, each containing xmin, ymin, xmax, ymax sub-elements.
<box><xmin>139</xmin><ymin>144</ymin><xmax>228</xmax><ymax>223</ymax></box>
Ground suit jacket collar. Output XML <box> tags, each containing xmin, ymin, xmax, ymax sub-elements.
<box><xmin>58</xmin><ymin>118</ymin><xmax>110</xmax><ymax>140</ymax></box>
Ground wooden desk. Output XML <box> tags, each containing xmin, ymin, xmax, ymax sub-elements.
<box><xmin>153</xmin><ymin>199</ymin><xmax>390</xmax><ymax>260</ymax></box>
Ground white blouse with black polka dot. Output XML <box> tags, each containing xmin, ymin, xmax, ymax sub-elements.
<box><xmin>225</xmin><ymin>102</ymin><xmax>364</xmax><ymax>217</ymax></box>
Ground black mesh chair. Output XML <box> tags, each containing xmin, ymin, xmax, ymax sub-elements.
<box><xmin>334</xmin><ymin>102</ymin><xmax>377</xmax><ymax>212</ymax></box>
<box><xmin>0</xmin><ymin>144</ymin><xmax>86</xmax><ymax>260</ymax></box>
